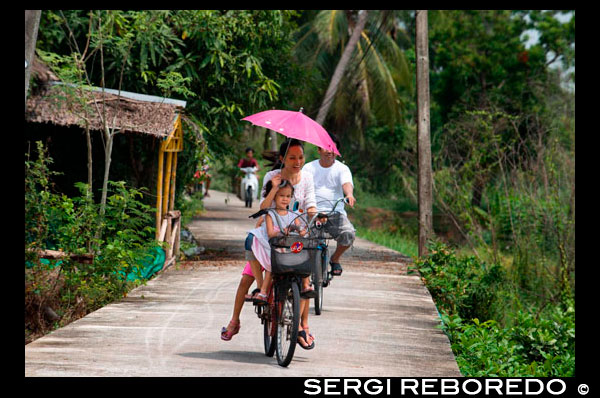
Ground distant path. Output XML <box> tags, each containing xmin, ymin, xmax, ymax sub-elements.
<box><xmin>25</xmin><ymin>189</ymin><xmax>461</xmax><ymax>377</ymax></box>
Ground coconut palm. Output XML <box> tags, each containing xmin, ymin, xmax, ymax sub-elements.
<box><xmin>293</xmin><ymin>10</ymin><xmax>412</xmax><ymax>143</ymax></box>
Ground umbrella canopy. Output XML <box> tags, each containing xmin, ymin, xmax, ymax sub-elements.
<box><xmin>242</xmin><ymin>109</ymin><xmax>340</xmax><ymax>156</ymax></box>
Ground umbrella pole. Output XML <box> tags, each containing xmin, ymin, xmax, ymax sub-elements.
<box><xmin>280</xmin><ymin>138</ymin><xmax>292</xmax><ymax>171</ymax></box>
<box><xmin>280</xmin><ymin>107</ymin><xmax>301</xmax><ymax>171</ymax></box>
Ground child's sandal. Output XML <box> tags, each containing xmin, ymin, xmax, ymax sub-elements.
<box><xmin>244</xmin><ymin>288</ymin><xmax>260</xmax><ymax>302</ymax></box>
<box><xmin>252</xmin><ymin>292</ymin><xmax>268</xmax><ymax>306</ymax></box>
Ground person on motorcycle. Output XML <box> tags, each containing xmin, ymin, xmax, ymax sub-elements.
<box><xmin>237</xmin><ymin>147</ymin><xmax>260</xmax><ymax>170</ymax></box>
<box><xmin>193</xmin><ymin>162</ymin><xmax>211</xmax><ymax>197</ymax></box>
<box><xmin>238</xmin><ymin>147</ymin><xmax>260</xmax><ymax>207</ymax></box>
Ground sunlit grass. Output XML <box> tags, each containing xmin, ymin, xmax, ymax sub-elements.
<box><xmin>355</xmin><ymin>225</ymin><xmax>418</xmax><ymax>259</ymax></box>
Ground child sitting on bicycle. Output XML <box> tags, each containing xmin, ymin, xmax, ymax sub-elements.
<box><xmin>247</xmin><ymin>179</ymin><xmax>306</xmax><ymax>305</ymax></box>
<box><xmin>220</xmin><ymin>179</ymin><xmax>305</xmax><ymax>341</ymax></box>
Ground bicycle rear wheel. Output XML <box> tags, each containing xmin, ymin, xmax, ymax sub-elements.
<box><xmin>263</xmin><ymin>287</ymin><xmax>276</xmax><ymax>357</ymax></box>
<box><xmin>276</xmin><ymin>280</ymin><xmax>300</xmax><ymax>367</ymax></box>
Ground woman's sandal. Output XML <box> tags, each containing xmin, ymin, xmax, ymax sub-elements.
<box><xmin>244</xmin><ymin>288</ymin><xmax>260</xmax><ymax>302</ymax></box>
<box><xmin>220</xmin><ymin>320</ymin><xmax>240</xmax><ymax>341</ymax></box>
<box><xmin>304</xmin><ymin>326</ymin><xmax>315</xmax><ymax>345</ymax></box>
<box><xmin>252</xmin><ymin>291</ymin><xmax>268</xmax><ymax>306</ymax></box>
<box><xmin>297</xmin><ymin>329</ymin><xmax>315</xmax><ymax>350</ymax></box>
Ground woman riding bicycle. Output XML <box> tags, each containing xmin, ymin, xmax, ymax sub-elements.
<box><xmin>254</xmin><ymin>139</ymin><xmax>317</xmax><ymax>349</ymax></box>
<box><xmin>221</xmin><ymin>139</ymin><xmax>317</xmax><ymax>349</ymax></box>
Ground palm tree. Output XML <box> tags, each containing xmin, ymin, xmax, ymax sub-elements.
<box><xmin>293</xmin><ymin>10</ymin><xmax>412</xmax><ymax>142</ymax></box>
<box><xmin>316</xmin><ymin>10</ymin><xmax>368</xmax><ymax>126</ymax></box>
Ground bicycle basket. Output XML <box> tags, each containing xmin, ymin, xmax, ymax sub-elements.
<box><xmin>310</xmin><ymin>211</ymin><xmax>344</xmax><ymax>239</ymax></box>
<box><xmin>269</xmin><ymin>235</ymin><xmax>319</xmax><ymax>276</ymax></box>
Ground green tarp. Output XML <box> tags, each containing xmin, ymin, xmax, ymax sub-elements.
<box><xmin>26</xmin><ymin>246</ymin><xmax>166</xmax><ymax>282</ymax></box>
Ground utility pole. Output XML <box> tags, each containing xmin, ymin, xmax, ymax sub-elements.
<box><xmin>416</xmin><ymin>10</ymin><xmax>433</xmax><ymax>257</ymax></box>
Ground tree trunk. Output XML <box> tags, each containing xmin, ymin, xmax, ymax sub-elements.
<box><xmin>269</xmin><ymin>130</ymin><xmax>278</xmax><ymax>151</ymax></box>
<box><xmin>416</xmin><ymin>10</ymin><xmax>433</xmax><ymax>257</ymax></box>
<box><xmin>316</xmin><ymin>10</ymin><xmax>369</xmax><ymax>126</ymax></box>
<box><xmin>25</xmin><ymin>10</ymin><xmax>42</xmax><ymax>108</ymax></box>
<box><xmin>85</xmin><ymin>124</ymin><xmax>93</xmax><ymax>194</ymax></box>
<box><xmin>99</xmin><ymin>128</ymin><xmax>114</xmax><ymax>217</ymax></box>
<box><xmin>471</xmin><ymin>174</ymin><xmax>486</xmax><ymax>208</ymax></box>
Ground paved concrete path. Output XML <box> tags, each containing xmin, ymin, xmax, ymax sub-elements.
<box><xmin>25</xmin><ymin>190</ymin><xmax>461</xmax><ymax>377</ymax></box>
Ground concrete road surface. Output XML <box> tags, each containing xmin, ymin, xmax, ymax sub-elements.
<box><xmin>25</xmin><ymin>189</ymin><xmax>461</xmax><ymax>377</ymax></box>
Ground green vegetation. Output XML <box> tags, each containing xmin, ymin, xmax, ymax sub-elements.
<box><xmin>27</xmin><ymin>10</ymin><xmax>574</xmax><ymax>375</ymax></box>
<box><xmin>355</xmin><ymin>227</ymin><xmax>418</xmax><ymax>259</ymax></box>
<box><xmin>25</xmin><ymin>142</ymin><xmax>158</xmax><ymax>343</ymax></box>
<box><xmin>412</xmin><ymin>242</ymin><xmax>574</xmax><ymax>376</ymax></box>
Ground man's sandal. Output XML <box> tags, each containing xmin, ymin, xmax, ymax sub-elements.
<box><xmin>301</xmin><ymin>285</ymin><xmax>318</xmax><ymax>299</ymax></box>
<box><xmin>220</xmin><ymin>320</ymin><xmax>240</xmax><ymax>341</ymax></box>
<box><xmin>330</xmin><ymin>262</ymin><xmax>343</xmax><ymax>276</ymax></box>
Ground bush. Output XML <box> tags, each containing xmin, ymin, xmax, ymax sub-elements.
<box><xmin>414</xmin><ymin>241</ymin><xmax>505</xmax><ymax>321</ymax></box>
<box><xmin>441</xmin><ymin>302</ymin><xmax>574</xmax><ymax>377</ymax></box>
<box><xmin>25</xmin><ymin>142</ymin><xmax>157</xmax><ymax>343</ymax></box>
<box><xmin>414</xmin><ymin>242</ymin><xmax>574</xmax><ymax>377</ymax></box>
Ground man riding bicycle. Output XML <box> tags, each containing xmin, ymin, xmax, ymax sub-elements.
<box><xmin>302</xmin><ymin>132</ymin><xmax>356</xmax><ymax>276</ymax></box>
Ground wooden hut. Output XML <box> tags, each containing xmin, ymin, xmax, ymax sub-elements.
<box><xmin>25</xmin><ymin>62</ymin><xmax>186</xmax><ymax>269</ymax></box>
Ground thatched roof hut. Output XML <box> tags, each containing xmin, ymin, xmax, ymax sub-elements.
<box><xmin>25</xmin><ymin>58</ymin><xmax>188</xmax><ymax>267</ymax></box>
<box><xmin>26</xmin><ymin>84</ymin><xmax>186</xmax><ymax>138</ymax></box>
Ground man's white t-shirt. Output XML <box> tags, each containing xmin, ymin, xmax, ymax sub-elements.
<box><xmin>303</xmin><ymin>159</ymin><xmax>353</xmax><ymax>216</ymax></box>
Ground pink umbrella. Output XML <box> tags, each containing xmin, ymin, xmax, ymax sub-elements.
<box><xmin>242</xmin><ymin>108</ymin><xmax>340</xmax><ymax>156</ymax></box>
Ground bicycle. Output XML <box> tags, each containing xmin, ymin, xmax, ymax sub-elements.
<box><xmin>306</xmin><ymin>196</ymin><xmax>350</xmax><ymax>315</ymax></box>
<box><xmin>251</xmin><ymin>209</ymin><xmax>318</xmax><ymax>367</ymax></box>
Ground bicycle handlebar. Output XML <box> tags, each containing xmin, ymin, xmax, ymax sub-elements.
<box><xmin>248</xmin><ymin>196</ymin><xmax>352</xmax><ymax>238</ymax></box>
<box><xmin>306</xmin><ymin>196</ymin><xmax>350</xmax><ymax>234</ymax></box>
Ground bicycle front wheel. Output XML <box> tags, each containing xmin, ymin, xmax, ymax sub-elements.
<box><xmin>276</xmin><ymin>281</ymin><xmax>300</xmax><ymax>367</ymax></box>
<box><xmin>313</xmin><ymin>249</ymin><xmax>324</xmax><ymax>315</ymax></box>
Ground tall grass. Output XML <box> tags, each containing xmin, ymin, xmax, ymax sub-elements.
<box><xmin>355</xmin><ymin>226</ymin><xmax>418</xmax><ymax>259</ymax></box>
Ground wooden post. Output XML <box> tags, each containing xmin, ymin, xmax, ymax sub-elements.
<box><xmin>173</xmin><ymin>215</ymin><xmax>181</xmax><ymax>259</ymax></box>
<box><xmin>163</xmin><ymin>152</ymin><xmax>173</xmax><ymax>249</ymax></box>
<box><xmin>155</xmin><ymin>141</ymin><xmax>165</xmax><ymax>240</ymax></box>
<box><xmin>416</xmin><ymin>10</ymin><xmax>433</xmax><ymax>257</ymax></box>
<box><xmin>162</xmin><ymin>151</ymin><xmax>173</xmax><ymax>218</ymax></box>
<box><xmin>169</xmin><ymin>152</ymin><xmax>178</xmax><ymax>211</ymax></box>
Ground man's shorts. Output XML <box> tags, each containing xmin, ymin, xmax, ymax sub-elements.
<box><xmin>331</xmin><ymin>213</ymin><xmax>355</xmax><ymax>247</ymax></box>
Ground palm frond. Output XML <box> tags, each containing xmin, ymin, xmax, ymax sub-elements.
<box><xmin>356</xmin><ymin>33</ymin><xmax>402</xmax><ymax>126</ymax></box>
<box><xmin>313</xmin><ymin>10</ymin><xmax>348</xmax><ymax>53</ymax></box>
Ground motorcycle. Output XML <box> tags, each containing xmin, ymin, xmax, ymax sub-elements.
<box><xmin>239</xmin><ymin>166</ymin><xmax>259</xmax><ymax>208</ymax></box>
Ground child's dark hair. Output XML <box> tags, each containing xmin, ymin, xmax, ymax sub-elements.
<box><xmin>263</xmin><ymin>179</ymin><xmax>294</xmax><ymax>198</ymax></box>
